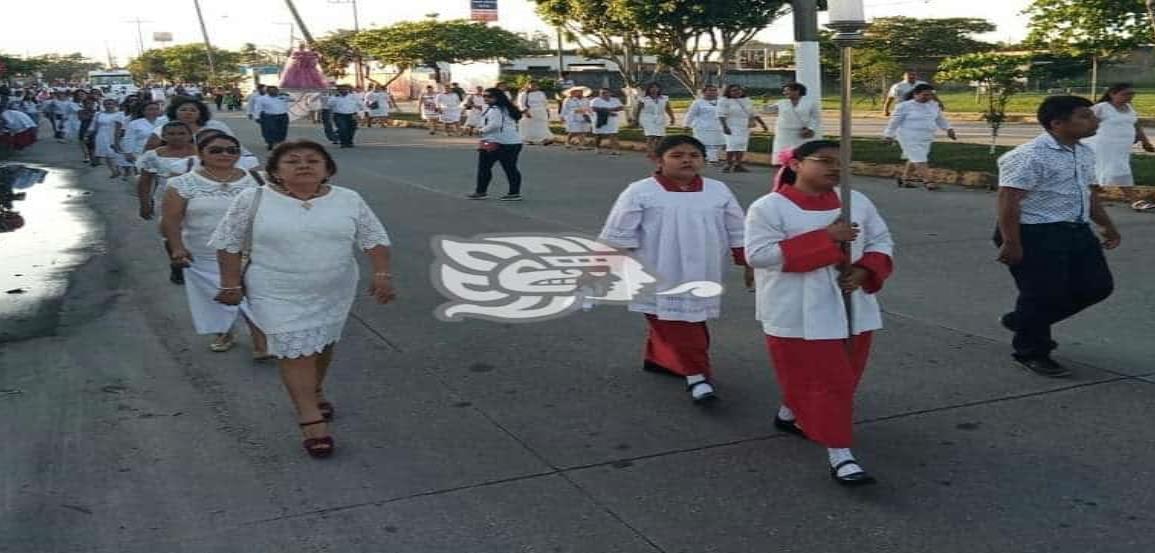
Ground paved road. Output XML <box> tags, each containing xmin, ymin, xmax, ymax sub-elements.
<box><xmin>3</xmin><ymin>113</ymin><xmax>1154</xmax><ymax>552</ymax></box>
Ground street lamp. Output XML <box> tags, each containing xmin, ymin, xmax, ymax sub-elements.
<box><xmin>826</xmin><ymin>0</ymin><xmax>868</xmax><ymax>336</ymax></box>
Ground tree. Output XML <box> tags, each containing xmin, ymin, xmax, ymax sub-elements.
<box><xmin>818</xmin><ymin>32</ymin><xmax>902</xmax><ymax>106</ymax></box>
<box><xmin>313</xmin><ymin>30</ymin><xmax>360</xmax><ymax>80</ymax></box>
<box><xmin>938</xmin><ymin>52</ymin><xmax>1032</xmax><ymax>153</ymax></box>
<box><xmin>354</xmin><ymin>19</ymin><xmax>531</xmax><ymax>84</ymax></box>
<box><xmin>535</xmin><ymin>0</ymin><xmax>655</xmax><ymax>95</ymax></box>
<box><xmin>20</xmin><ymin>53</ymin><xmax>103</xmax><ymax>83</ymax></box>
<box><xmin>1024</xmin><ymin>0</ymin><xmax>1147</xmax><ymax>96</ymax></box>
<box><xmin>608</xmin><ymin>0</ymin><xmax>789</xmax><ymax>93</ymax></box>
<box><xmin>859</xmin><ymin>17</ymin><xmax>997</xmax><ymax>70</ymax></box>
<box><xmin>127</xmin><ymin>44</ymin><xmax>241</xmax><ymax>84</ymax></box>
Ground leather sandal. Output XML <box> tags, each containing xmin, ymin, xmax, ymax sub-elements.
<box><xmin>830</xmin><ymin>460</ymin><xmax>876</xmax><ymax>487</ymax></box>
<box><xmin>774</xmin><ymin>416</ymin><xmax>806</xmax><ymax>438</ymax></box>
<box><xmin>299</xmin><ymin>420</ymin><xmax>335</xmax><ymax>458</ymax></box>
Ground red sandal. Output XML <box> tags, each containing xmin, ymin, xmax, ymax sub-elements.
<box><xmin>299</xmin><ymin>420</ymin><xmax>335</xmax><ymax>458</ymax></box>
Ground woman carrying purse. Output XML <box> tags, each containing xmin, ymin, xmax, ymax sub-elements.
<box><xmin>467</xmin><ymin>88</ymin><xmax>525</xmax><ymax>201</ymax></box>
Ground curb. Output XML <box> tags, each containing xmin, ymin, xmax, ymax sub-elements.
<box><xmin>382</xmin><ymin>118</ymin><xmax>1155</xmax><ymax>202</ymax></box>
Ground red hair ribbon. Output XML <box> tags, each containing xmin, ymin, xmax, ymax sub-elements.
<box><xmin>771</xmin><ymin>148</ymin><xmax>797</xmax><ymax>192</ymax></box>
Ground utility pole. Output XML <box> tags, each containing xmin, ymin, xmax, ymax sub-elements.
<box><xmin>192</xmin><ymin>0</ymin><xmax>217</xmax><ymax>77</ymax></box>
<box><xmin>283</xmin><ymin>0</ymin><xmax>317</xmax><ymax>45</ymax></box>
<box><xmin>124</xmin><ymin>18</ymin><xmax>150</xmax><ymax>57</ymax></box>
<box><xmin>328</xmin><ymin>0</ymin><xmax>364</xmax><ymax>88</ymax></box>
<box><xmin>792</xmin><ymin>0</ymin><xmax>822</xmax><ymax>99</ymax></box>
<box><xmin>556</xmin><ymin>26</ymin><xmax>565</xmax><ymax>81</ymax></box>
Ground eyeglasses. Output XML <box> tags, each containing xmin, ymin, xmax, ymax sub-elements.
<box><xmin>482</xmin><ymin>94</ymin><xmax>494</xmax><ymax>98</ymax></box>
<box><xmin>802</xmin><ymin>156</ymin><xmax>842</xmax><ymax>166</ymax></box>
<box><xmin>205</xmin><ymin>146</ymin><xmax>241</xmax><ymax>155</ymax></box>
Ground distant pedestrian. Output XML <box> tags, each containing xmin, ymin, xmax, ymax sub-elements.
<box><xmin>253</xmin><ymin>85</ymin><xmax>290</xmax><ymax>150</ymax></box>
<box><xmin>327</xmin><ymin>84</ymin><xmax>360</xmax><ymax>148</ymax></box>
<box><xmin>88</xmin><ymin>98</ymin><xmax>127</xmax><ymax>179</ymax></box>
<box><xmin>995</xmin><ymin>95</ymin><xmax>1120</xmax><ymax>378</ymax></box>
<box><xmin>745</xmin><ymin>139</ymin><xmax>894</xmax><ymax>486</ymax></box>
<box><xmin>882</xmin><ymin>71</ymin><xmax>927</xmax><ymax>117</ymax></box>
<box><xmin>632</xmin><ymin>82</ymin><xmax>675</xmax><ymax>153</ymax></box>
<box><xmin>210</xmin><ymin>140</ymin><xmax>395</xmax><ymax>459</ymax></box>
<box><xmin>560</xmin><ymin>87</ymin><xmax>592</xmax><ymax>149</ymax></box>
<box><xmin>599</xmin><ymin>135</ymin><xmax>748</xmax><ymax>404</ymax></box>
<box><xmin>146</xmin><ymin>97</ymin><xmax>234</xmax><ymax>151</ymax></box>
<box><xmin>684</xmin><ymin>85</ymin><xmax>726</xmax><ymax>166</ymax></box>
<box><xmin>419</xmin><ymin>85</ymin><xmax>440</xmax><ymax>134</ymax></box>
<box><xmin>363</xmin><ymin>84</ymin><xmax>394</xmax><ymax>128</ymax></box>
<box><xmin>517</xmin><ymin>81</ymin><xmax>554</xmax><ymax>145</ymax></box>
<box><xmin>763</xmin><ymin>82</ymin><xmax>822</xmax><ymax>162</ymax></box>
<box><xmin>1083</xmin><ymin>83</ymin><xmax>1155</xmax><ymax>211</ymax></box>
<box><xmin>882</xmin><ymin>84</ymin><xmax>957</xmax><ymax>190</ymax></box>
<box><xmin>717</xmin><ymin>84</ymin><xmax>768</xmax><ymax>173</ymax></box>
<box><xmin>468</xmin><ymin>88</ymin><xmax>525</xmax><ymax>201</ymax></box>
<box><xmin>161</xmin><ymin>132</ymin><xmax>268</xmax><ymax>355</ymax></box>
<box><xmin>462</xmin><ymin>86</ymin><xmax>487</xmax><ymax>136</ymax></box>
<box><xmin>589</xmin><ymin>88</ymin><xmax>625</xmax><ymax>155</ymax></box>
<box><xmin>436</xmin><ymin>83</ymin><xmax>464</xmax><ymax>136</ymax></box>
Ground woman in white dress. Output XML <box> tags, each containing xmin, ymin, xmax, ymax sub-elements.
<box><xmin>560</xmin><ymin>87</ymin><xmax>592</xmax><ymax>149</ymax></box>
<box><xmin>763</xmin><ymin>82</ymin><xmax>822</xmax><ymax>163</ymax></box>
<box><xmin>882</xmin><ymin>83</ymin><xmax>957</xmax><ymax>190</ymax></box>
<box><xmin>684</xmin><ymin>85</ymin><xmax>726</xmax><ymax>166</ymax></box>
<box><xmin>517</xmin><ymin>81</ymin><xmax>554</xmax><ymax>145</ymax></box>
<box><xmin>363</xmin><ymin>85</ymin><xmax>394</xmax><ymax>128</ymax></box>
<box><xmin>632</xmin><ymin>83</ymin><xmax>676</xmax><ymax>152</ymax></box>
<box><xmin>1084</xmin><ymin>83</ymin><xmax>1155</xmax><ymax>210</ymax></box>
<box><xmin>121</xmin><ymin>102</ymin><xmax>167</xmax><ymax>170</ymax></box>
<box><xmin>462</xmin><ymin>86</ymin><xmax>487</xmax><ymax>136</ymax></box>
<box><xmin>418</xmin><ymin>85</ymin><xmax>441</xmax><ymax>135</ymax></box>
<box><xmin>138</xmin><ymin>122</ymin><xmax>200</xmax><ymax>285</ymax></box>
<box><xmin>145</xmin><ymin>97</ymin><xmax>234</xmax><ymax>151</ymax></box>
<box><xmin>436</xmin><ymin>85</ymin><xmax>464</xmax><ymax>136</ymax></box>
<box><xmin>88</xmin><ymin>98</ymin><xmax>127</xmax><ymax>178</ymax></box>
<box><xmin>161</xmin><ymin>133</ymin><xmax>269</xmax><ymax>355</ymax></box>
<box><xmin>210</xmin><ymin>140</ymin><xmax>395</xmax><ymax>458</ymax></box>
<box><xmin>589</xmin><ymin>88</ymin><xmax>625</xmax><ymax>155</ymax></box>
<box><xmin>717</xmin><ymin>84</ymin><xmax>768</xmax><ymax>173</ymax></box>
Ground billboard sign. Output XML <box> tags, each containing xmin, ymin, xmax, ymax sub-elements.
<box><xmin>471</xmin><ymin>0</ymin><xmax>498</xmax><ymax>22</ymax></box>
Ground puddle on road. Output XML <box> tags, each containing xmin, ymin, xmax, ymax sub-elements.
<box><xmin>1</xmin><ymin>163</ymin><xmax>102</xmax><ymax>341</ymax></box>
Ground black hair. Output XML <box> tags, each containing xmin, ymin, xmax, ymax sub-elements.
<box><xmin>723</xmin><ymin>84</ymin><xmax>745</xmax><ymax>98</ymax></box>
<box><xmin>160</xmin><ymin>121</ymin><xmax>192</xmax><ymax>135</ymax></box>
<box><xmin>482</xmin><ymin>87</ymin><xmax>522</xmax><ymax>120</ymax></box>
<box><xmin>266</xmin><ymin>140</ymin><xmax>338</xmax><ymax>183</ymax></box>
<box><xmin>783</xmin><ymin>82</ymin><xmax>808</xmax><ymax>96</ymax></box>
<box><xmin>644</xmin><ymin>82</ymin><xmax>663</xmax><ymax>96</ymax></box>
<box><xmin>1037</xmin><ymin>95</ymin><xmax>1094</xmax><ymax>131</ymax></box>
<box><xmin>903</xmin><ymin>83</ymin><xmax>936</xmax><ymax>101</ymax></box>
<box><xmin>131</xmin><ymin>100</ymin><xmax>161</xmax><ymax>120</ymax></box>
<box><xmin>778</xmin><ymin>140</ymin><xmax>840</xmax><ymax>186</ymax></box>
<box><xmin>1097</xmin><ymin>83</ymin><xmax>1133</xmax><ymax>104</ymax></box>
<box><xmin>166</xmin><ymin>97</ymin><xmax>211</xmax><ymax>126</ymax></box>
<box><xmin>654</xmin><ymin>135</ymin><xmax>706</xmax><ymax>158</ymax></box>
<box><xmin>196</xmin><ymin>132</ymin><xmax>240</xmax><ymax>151</ymax></box>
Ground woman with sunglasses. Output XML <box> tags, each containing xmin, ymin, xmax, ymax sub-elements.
<box><xmin>161</xmin><ymin>133</ymin><xmax>269</xmax><ymax>356</ymax></box>
<box><xmin>468</xmin><ymin>88</ymin><xmax>525</xmax><ymax>201</ymax></box>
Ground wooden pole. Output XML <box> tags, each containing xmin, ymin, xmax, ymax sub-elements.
<box><xmin>192</xmin><ymin>0</ymin><xmax>216</xmax><ymax>76</ymax></box>
<box><xmin>282</xmin><ymin>0</ymin><xmax>317</xmax><ymax>46</ymax></box>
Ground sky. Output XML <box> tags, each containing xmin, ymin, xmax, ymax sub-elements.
<box><xmin>0</xmin><ymin>0</ymin><xmax>1033</xmax><ymax>65</ymax></box>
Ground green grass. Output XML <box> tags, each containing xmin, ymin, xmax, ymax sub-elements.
<box><xmin>386</xmin><ymin>112</ymin><xmax>1155</xmax><ymax>183</ymax></box>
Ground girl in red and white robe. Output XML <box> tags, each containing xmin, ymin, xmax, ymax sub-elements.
<box><xmin>745</xmin><ymin>140</ymin><xmax>894</xmax><ymax>485</ymax></box>
<box><xmin>599</xmin><ymin>135</ymin><xmax>749</xmax><ymax>404</ymax></box>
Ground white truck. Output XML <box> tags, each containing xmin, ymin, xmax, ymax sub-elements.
<box><xmin>86</xmin><ymin>69</ymin><xmax>139</xmax><ymax>99</ymax></box>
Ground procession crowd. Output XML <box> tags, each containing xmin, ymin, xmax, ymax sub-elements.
<box><xmin>2</xmin><ymin>67</ymin><xmax>1137</xmax><ymax>487</ymax></box>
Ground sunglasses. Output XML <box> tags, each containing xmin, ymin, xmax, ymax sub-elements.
<box><xmin>205</xmin><ymin>146</ymin><xmax>241</xmax><ymax>155</ymax></box>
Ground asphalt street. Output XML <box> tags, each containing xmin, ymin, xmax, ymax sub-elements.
<box><xmin>2</xmin><ymin>112</ymin><xmax>1153</xmax><ymax>553</ymax></box>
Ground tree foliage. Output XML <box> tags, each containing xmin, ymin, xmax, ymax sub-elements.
<box><xmin>859</xmin><ymin>17</ymin><xmax>997</xmax><ymax>68</ymax></box>
<box><xmin>354</xmin><ymin>19</ymin><xmax>531</xmax><ymax>84</ymax></box>
<box><xmin>1</xmin><ymin>53</ymin><xmax>103</xmax><ymax>82</ymax></box>
<box><xmin>127</xmin><ymin>44</ymin><xmax>241</xmax><ymax>84</ymax></box>
<box><xmin>1024</xmin><ymin>0</ymin><xmax>1147</xmax><ymax>59</ymax></box>
<box><xmin>938</xmin><ymin>52</ymin><xmax>1032</xmax><ymax>153</ymax></box>
<box><xmin>313</xmin><ymin>30</ymin><xmax>360</xmax><ymax>80</ymax></box>
<box><xmin>535</xmin><ymin>0</ymin><xmax>655</xmax><ymax>92</ymax></box>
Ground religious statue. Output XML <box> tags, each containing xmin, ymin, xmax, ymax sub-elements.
<box><xmin>279</xmin><ymin>43</ymin><xmax>329</xmax><ymax>91</ymax></box>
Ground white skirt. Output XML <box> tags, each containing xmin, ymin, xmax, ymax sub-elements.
<box><xmin>693</xmin><ymin>128</ymin><xmax>726</xmax><ymax>147</ymax></box>
<box><xmin>464</xmin><ymin>109</ymin><xmax>484</xmax><ymax>127</ymax></box>
<box><xmin>183</xmin><ymin>257</ymin><xmax>246</xmax><ymax>335</ymax></box>
<box><xmin>1086</xmin><ymin>135</ymin><xmax>1135</xmax><ymax>186</ymax></box>
<box><xmin>897</xmin><ymin>130</ymin><xmax>933</xmax><ymax>163</ymax></box>
<box><xmin>440</xmin><ymin>108</ymin><xmax>462</xmax><ymax>124</ymax></box>
<box><xmin>520</xmin><ymin>107</ymin><xmax>553</xmax><ymax>141</ymax></box>
<box><xmin>640</xmin><ymin>116</ymin><xmax>666</xmax><ymax>137</ymax></box>
<box><xmin>565</xmin><ymin>116</ymin><xmax>592</xmax><ymax>133</ymax></box>
<box><xmin>267</xmin><ymin>321</ymin><xmax>345</xmax><ymax>359</ymax></box>
<box><xmin>725</xmin><ymin>127</ymin><xmax>751</xmax><ymax>152</ymax></box>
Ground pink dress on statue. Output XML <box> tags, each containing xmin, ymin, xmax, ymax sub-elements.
<box><xmin>280</xmin><ymin>48</ymin><xmax>329</xmax><ymax>90</ymax></box>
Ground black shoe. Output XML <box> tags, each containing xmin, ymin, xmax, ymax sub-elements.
<box><xmin>774</xmin><ymin>416</ymin><xmax>806</xmax><ymax>438</ymax></box>
<box><xmin>466</xmin><ymin>193</ymin><xmax>488</xmax><ymax>200</ymax></box>
<box><xmin>642</xmin><ymin>360</ymin><xmax>680</xmax><ymax>378</ymax></box>
<box><xmin>999</xmin><ymin>312</ymin><xmax>1018</xmax><ymax>332</ymax></box>
<box><xmin>687</xmin><ymin>380</ymin><xmax>718</xmax><ymax>404</ymax></box>
<box><xmin>498</xmin><ymin>194</ymin><xmax>523</xmax><ymax>201</ymax></box>
<box><xmin>830</xmin><ymin>460</ymin><xmax>877</xmax><ymax>487</ymax></box>
<box><xmin>169</xmin><ymin>266</ymin><xmax>185</xmax><ymax>285</ymax></box>
<box><xmin>1013</xmin><ymin>355</ymin><xmax>1070</xmax><ymax>378</ymax></box>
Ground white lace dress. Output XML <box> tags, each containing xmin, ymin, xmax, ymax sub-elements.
<box><xmin>208</xmin><ymin>186</ymin><xmax>391</xmax><ymax>359</ymax></box>
<box><xmin>167</xmin><ymin>172</ymin><xmax>259</xmax><ymax>334</ymax></box>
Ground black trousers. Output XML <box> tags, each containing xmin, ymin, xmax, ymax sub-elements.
<box><xmin>475</xmin><ymin>144</ymin><xmax>522</xmax><ymax>195</ymax></box>
<box><xmin>333</xmin><ymin>113</ymin><xmax>357</xmax><ymax>146</ymax></box>
<box><xmin>320</xmin><ymin>109</ymin><xmax>338</xmax><ymax>142</ymax></box>
<box><xmin>996</xmin><ymin>222</ymin><xmax>1114</xmax><ymax>359</ymax></box>
<box><xmin>259</xmin><ymin>113</ymin><xmax>289</xmax><ymax>147</ymax></box>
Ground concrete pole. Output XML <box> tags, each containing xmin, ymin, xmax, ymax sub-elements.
<box><xmin>192</xmin><ymin>0</ymin><xmax>217</xmax><ymax>77</ymax></box>
<box><xmin>792</xmin><ymin>0</ymin><xmax>822</xmax><ymax>100</ymax></box>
